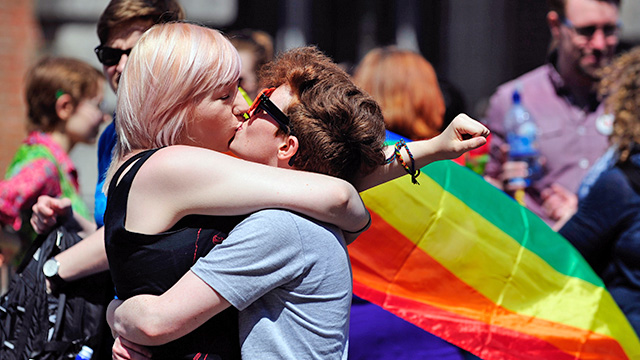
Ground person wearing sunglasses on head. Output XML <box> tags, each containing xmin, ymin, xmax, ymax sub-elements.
<box><xmin>101</xmin><ymin>22</ymin><xmax>488</xmax><ymax>360</ymax></box>
<box><xmin>483</xmin><ymin>0</ymin><xmax>621</xmax><ymax>229</ymax></box>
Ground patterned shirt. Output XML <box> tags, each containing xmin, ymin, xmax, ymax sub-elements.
<box><xmin>0</xmin><ymin>132</ymin><xmax>84</xmax><ymax>232</ymax></box>
<box><xmin>483</xmin><ymin>61</ymin><xmax>610</xmax><ymax>225</ymax></box>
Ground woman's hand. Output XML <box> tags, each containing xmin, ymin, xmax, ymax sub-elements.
<box><xmin>112</xmin><ymin>336</ymin><xmax>152</xmax><ymax>360</ymax></box>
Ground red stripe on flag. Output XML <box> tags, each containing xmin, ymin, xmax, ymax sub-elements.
<box><xmin>350</xmin><ymin>211</ymin><xmax>629</xmax><ymax>360</ymax></box>
<box><xmin>353</xmin><ymin>281</ymin><xmax>576</xmax><ymax>360</ymax></box>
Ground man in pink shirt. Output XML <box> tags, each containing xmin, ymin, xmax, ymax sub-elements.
<box><xmin>483</xmin><ymin>0</ymin><xmax>620</xmax><ymax>227</ymax></box>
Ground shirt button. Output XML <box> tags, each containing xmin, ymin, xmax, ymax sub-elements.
<box><xmin>577</xmin><ymin>126</ymin><xmax>586</xmax><ymax>135</ymax></box>
<box><xmin>579</xmin><ymin>158</ymin><xmax>590</xmax><ymax>169</ymax></box>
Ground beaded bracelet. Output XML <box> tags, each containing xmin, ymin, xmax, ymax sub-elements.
<box><xmin>384</xmin><ymin>139</ymin><xmax>421</xmax><ymax>184</ymax></box>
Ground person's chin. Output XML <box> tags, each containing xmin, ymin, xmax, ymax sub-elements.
<box><xmin>578</xmin><ymin>61</ymin><xmax>602</xmax><ymax>81</ymax></box>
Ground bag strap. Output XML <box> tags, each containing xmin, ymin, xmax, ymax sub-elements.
<box><xmin>15</xmin><ymin>231</ymin><xmax>49</xmax><ymax>274</ymax></box>
<box><xmin>14</xmin><ymin>286</ymin><xmax>38</xmax><ymax>356</ymax></box>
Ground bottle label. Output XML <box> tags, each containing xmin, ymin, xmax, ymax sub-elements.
<box><xmin>507</xmin><ymin>134</ymin><xmax>537</xmax><ymax>158</ymax></box>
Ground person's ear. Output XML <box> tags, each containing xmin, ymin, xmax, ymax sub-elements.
<box><xmin>55</xmin><ymin>93</ymin><xmax>75</xmax><ymax>121</ymax></box>
<box><xmin>277</xmin><ymin>135</ymin><xmax>299</xmax><ymax>167</ymax></box>
<box><xmin>547</xmin><ymin>11</ymin><xmax>562</xmax><ymax>40</ymax></box>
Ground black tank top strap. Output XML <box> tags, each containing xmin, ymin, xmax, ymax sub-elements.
<box><xmin>105</xmin><ymin>148</ymin><xmax>161</xmax><ymax>228</ymax></box>
<box><xmin>107</xmin><ymin>149</ymin><xmax>159</xmax><ymax>195</ymax></box>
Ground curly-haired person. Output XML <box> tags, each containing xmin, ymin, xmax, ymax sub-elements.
<box><xmin>559</xmin><ymin>46</ymin><xmax>640</xmax><ymax>336</ymax></box>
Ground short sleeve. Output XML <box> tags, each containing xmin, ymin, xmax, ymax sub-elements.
<box><xmin>191</xmin><ymin>210</ymin><xmax>306</xmax><ymax>311</ymax></box>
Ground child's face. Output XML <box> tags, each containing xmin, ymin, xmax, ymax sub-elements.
<box><xmin>66</xmin><ymin>83</ymin><xmax>108</xmax><ymax>145</ymax></box>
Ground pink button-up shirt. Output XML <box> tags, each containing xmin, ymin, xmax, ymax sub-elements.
<box><xmin>484</xmin><ymin>63</ymin><xmax>610</xmax><ymax>225</ymax></box>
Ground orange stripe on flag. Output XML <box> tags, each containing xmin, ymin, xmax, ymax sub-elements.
<box><xmin>350</xmin><ymin>211</ymin><xmax>629</xmax><ymax>360</ymax></box>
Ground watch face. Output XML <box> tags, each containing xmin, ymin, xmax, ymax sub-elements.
<box><xmin>43</xmin><ymin>258</ymin><xmax>59</xmax><ymax>277</ymax></box>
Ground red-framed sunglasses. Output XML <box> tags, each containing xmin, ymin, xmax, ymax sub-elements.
<box><xmin>248</xmin><ymin>87</ymin><xmax>294</xmax><ymax>134</ymax></box>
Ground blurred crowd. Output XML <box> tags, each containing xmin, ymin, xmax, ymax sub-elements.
<box><xmin>1</xmin><ymin>0</ymin><xmax>639</xmax><ymax>359</ymax></box>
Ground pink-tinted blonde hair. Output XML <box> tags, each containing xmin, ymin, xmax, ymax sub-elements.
<box><xmin>115</xmin><ymin>22</ymin><xmax>241</xmax><ymax>158</ymax></box>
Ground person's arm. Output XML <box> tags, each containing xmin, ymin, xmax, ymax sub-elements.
<box><xmin>112</xmin><ymin>336</ymin><xmax>152</xmax><ymax>360</ymax></box>
<box><xmin>558</xmin><ymin>170</ymin><xmax>628</xmax><ymax>267</ymax></box>
<box><xmin>107</xmin><ymin>270</ymin><xmax>229</xmax><ymax>346</ymax></box>
<box><xmin>109</xmin><ymin>210</ymin><xmax>304</xmax><ymax>347</ymax></box>
<box><xmin>125</xmin><ymin>146</ymin><xmax>370</xmax><ymax>234</ymax></box>
<box><xmin>355</xmin><ymin>114</ymin><xmax>490</xmax><ymax>191</ymax></box>
<box><xmin>54</xmin><ymin>227</ymin><xmax>108</xmax><ymax>281</ymax></box>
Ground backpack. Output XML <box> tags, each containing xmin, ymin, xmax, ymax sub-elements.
<box><xmin>0</xmin><ymin>221</ymin><xmax>113</xmax><ymax>360</ymax></box>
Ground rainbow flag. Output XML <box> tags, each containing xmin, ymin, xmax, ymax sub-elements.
<box><xmin>350</xmin><ymin>135</ymin><xmax>640</xmax><ymax>360</ymax></box>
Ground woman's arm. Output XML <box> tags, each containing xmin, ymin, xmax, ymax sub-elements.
<box><xmin>355</xmin><ymin>114</ymin><xmax>490</xmax><ymax>191</ymax></box>
<box><xmin>126</xmin><ymin>146</ymin><xmax>369</xmax><ymax>234</ymax></box>
<box><xmin>54</xmin><ymin>227</ymin><xmax>108</xmax><ymax>281</ymax></box>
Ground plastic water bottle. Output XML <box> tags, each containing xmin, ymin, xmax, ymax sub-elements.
<box><xmin>75</xmin><ymin>345</ymin><xmax>93</xmax><ymax>360</ymax></box>
<box><xmin>504</xmin><ymin>88</ymin><xmax>542</xmax><ymax>188</ymax></box>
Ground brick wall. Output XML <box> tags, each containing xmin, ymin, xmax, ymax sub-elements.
<box><xmin>0</xmin><ymin>0</ymin><xmax>42</xmax><ymax>175</ymax></box>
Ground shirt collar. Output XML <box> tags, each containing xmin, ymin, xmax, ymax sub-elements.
<box><xmin>546</xmin><ymin>50</ymin><xmax>600</xmax><ymax>111</ymax></box>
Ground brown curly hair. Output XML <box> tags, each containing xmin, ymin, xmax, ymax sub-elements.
<box><xmin>598</xmin><ymin>46</ymin><xmax>640</xmax><ymax>162</ymax></box>
<box><xmin>258</xmin><ymin>46</ymin><xmax>387</xmax><ymax>184</ymax></box>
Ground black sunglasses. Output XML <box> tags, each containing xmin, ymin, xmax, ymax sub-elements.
<box><xmin>249</xmin><ymin>87</ymin><xmax>294</xmax><ymax>134</ymax></box>
<box><xmin>94</xmin><ymin>45</ymin><xmax>132</xmax><ymax>66</ymax></box>
<box><xmin>561</xmin><ymin>17</ymin><xmax>621</xmax><ymax>38</ymax></box>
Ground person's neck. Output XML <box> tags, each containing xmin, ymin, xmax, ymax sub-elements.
<box><xmin>556</xmin><ymin>60</ymin><xmax>597</xmax><ymax>108</ymax></box>
<box><xmin>563</xmin><ymin>72</ymin><xmax>597</xmax><ymax>108</ymax></box>
<box><xmin>49</xmin><ymin>131</ymin><xmax>73</xmax><ymax>153</ymax></box>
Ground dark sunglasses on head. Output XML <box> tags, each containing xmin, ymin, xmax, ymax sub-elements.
<box><xmin>248</xmin><ymin>87</ymin><xmax>294</xmax><ymax>134</ymax></box>
<box><xmin>94</xmin><ymin>45</ymin><xmax>132</xmax><ymax>66</ymax></box>
<box><xmin>561</xmin><ymin>17</ymin><xmax>621</xmax><ymax>38</ymax></box>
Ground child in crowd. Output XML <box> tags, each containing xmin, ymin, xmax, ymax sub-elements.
<box><xmin>0</xmin><ymin>57</ymin><xmax>107</xmax><ymax>264</ymax></box>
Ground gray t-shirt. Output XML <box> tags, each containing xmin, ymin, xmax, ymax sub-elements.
<box><xmin>191</xmin><ymin>209</ymin><xmax>352</xmax><ymax>360</ymax></box>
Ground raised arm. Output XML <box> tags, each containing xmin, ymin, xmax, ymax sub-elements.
<box><xmin>126</xmin><ymin>145</ymin><xmax>369</xmax><ymax>234</ymax></box>
<box><xmin>355</xmin><ymin>114</ymin><xmax>490</xmax><ymax>191</ymax></box>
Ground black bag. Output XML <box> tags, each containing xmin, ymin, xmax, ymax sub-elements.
<box><xmin>0</xmin><ymin>221</ymin><xmax>113</xmax><ymax>360</ymax></box>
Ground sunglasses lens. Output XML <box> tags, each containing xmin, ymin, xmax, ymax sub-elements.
<box><xmin>95</xmin><ymin>47</ymin><xmax>129</xmax><ymax>66</ymax></box>
<box><xmin>576</xmin><ymin>26</ymin><xmax>597</xmax><ymax>37</ymax></box>
<box><xmin>603</xmin><ymin>25</ymin><xmax>617</xmax><ymax>36</ymax></box>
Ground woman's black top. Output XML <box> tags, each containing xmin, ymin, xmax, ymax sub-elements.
<box><xmin>104</xmin><ymin>149</ymin><xmax>245</xmax><ymax>360</ymax></box>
